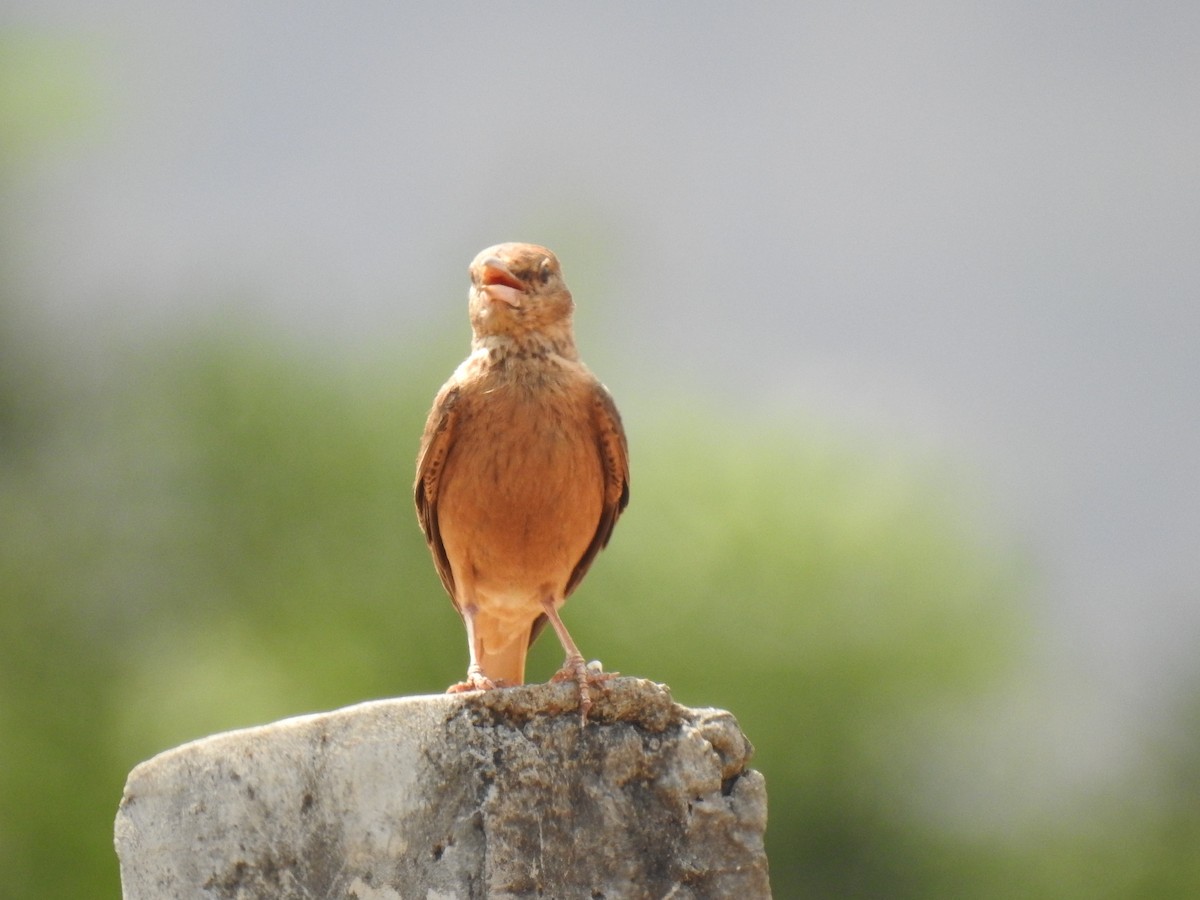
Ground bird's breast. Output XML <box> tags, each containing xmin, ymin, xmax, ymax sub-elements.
<box><xmin>436</xmin><ymin>368</ymin><xmax>605</xmax><ymax>596</ymax></box>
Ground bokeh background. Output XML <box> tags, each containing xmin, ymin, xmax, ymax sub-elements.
<box><xmin>3</xmin><ymin>3</ymin><xmax>1199</xmax><ymax>897</ymax></box>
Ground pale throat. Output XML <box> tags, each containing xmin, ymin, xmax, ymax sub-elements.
<box><xmin>471</xmin><ymin>325</ymin><xmax>580</xmax><ymax>364</ymax></box>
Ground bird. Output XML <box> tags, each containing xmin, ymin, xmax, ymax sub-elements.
<box><xmin>414</xmin><ymin>242</ymin><xmax>630</xmax><ymax>720</ymax></box>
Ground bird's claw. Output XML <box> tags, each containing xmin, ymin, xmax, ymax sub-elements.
<box><xmin>446</xmin><ymin>670</ymin><xmax>498</xmax><ymax>694</ymax></box>
<box><xmin>551</xmin><ymin>657</ymin><xmax>618</xmax><ymax>723</ymax></box>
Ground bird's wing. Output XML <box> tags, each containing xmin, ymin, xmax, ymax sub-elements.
<box><xmin>414</xmin><ymin>383</ymin><xmax>461</xmax><ymax>600</ymax></box>
<box><xmin>565</xmin><ymin>382</ymin><xmax>630</xmax><ymax>598</ymax></box>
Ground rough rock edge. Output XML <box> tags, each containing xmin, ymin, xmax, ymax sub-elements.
<box><xmin>116</xmin><ymin>677</ymin><xmax>769</xmax><ymax>899</ymax></box>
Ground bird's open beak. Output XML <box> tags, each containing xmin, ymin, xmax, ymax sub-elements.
<box><xmin>480</xmin><ymin>258</ymin><xmax>525</xmax><ymax>309</ymax></box>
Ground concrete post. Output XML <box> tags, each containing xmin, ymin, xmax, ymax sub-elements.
<box><xmin>115</xmin><ymin>677</ymin><xmax>771</xmax><ymax>899</ymax></box>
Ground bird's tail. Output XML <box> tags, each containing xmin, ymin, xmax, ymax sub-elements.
<box><xmin>472</xmin><ymin>619</ymin><xmax>540</xmax><ymax>691</ymax></box>
<box><xmin>477</xmin><ymin>634</ymin><xmax>529</xmax><ymax>687</ymax></box>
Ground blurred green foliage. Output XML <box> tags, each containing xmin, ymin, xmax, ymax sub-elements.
<box><xmin>0</xmin><ymin>32</ymin><xmax>98</xmax><ymax>166</ymax></box>
<box><xmin>2</xmin><ymin>316</ymin><xmax>1198</xmax><ymax>899</ymax></box>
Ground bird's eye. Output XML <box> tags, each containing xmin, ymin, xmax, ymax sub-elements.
<box><xmin>538</xmin><ymin>258</ymin><xmax>553</xmax><ymax>283</ymax></box>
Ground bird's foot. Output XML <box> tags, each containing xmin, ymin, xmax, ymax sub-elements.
<box><xmin>446</xmin><ymin>669</ymin><xmax>498</xmax><ymax>694</ymax></box>
<box><xmin>550</xmin><ymin>656</ymin><xmax>618</xmax><ymax>723</ymax></box>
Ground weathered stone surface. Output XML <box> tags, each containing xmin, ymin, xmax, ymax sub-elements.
<box><xmin>115</xmin><ymin>677</ymin><xmax>771</xmax><ymax>899</ymax></box>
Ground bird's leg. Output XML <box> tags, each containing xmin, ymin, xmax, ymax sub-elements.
<box><xmin>447</xmin><ymin>602</ymin><xmax>498</xmax><ymax>693</ymax></box>
<box><xmin>542</xmin><ymin>598</ymin><xmax>616</xmax><ymax>722</ymax></box>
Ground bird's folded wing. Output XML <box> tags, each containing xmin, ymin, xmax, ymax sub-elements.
<box><xmin>414</xmin><ymin>384</ymin><xmax>461</xmax><ymax>599</ymax></box>
<box><xmin>565</xmin><ymin>383</ymin><xmax>631</xmax><ymax>597</ymax></box>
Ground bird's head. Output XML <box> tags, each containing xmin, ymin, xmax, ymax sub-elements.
<box><xmin>467</xmin><ymin>243</ymin><xmax>575</xmax><ymax>342</ymax></box>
